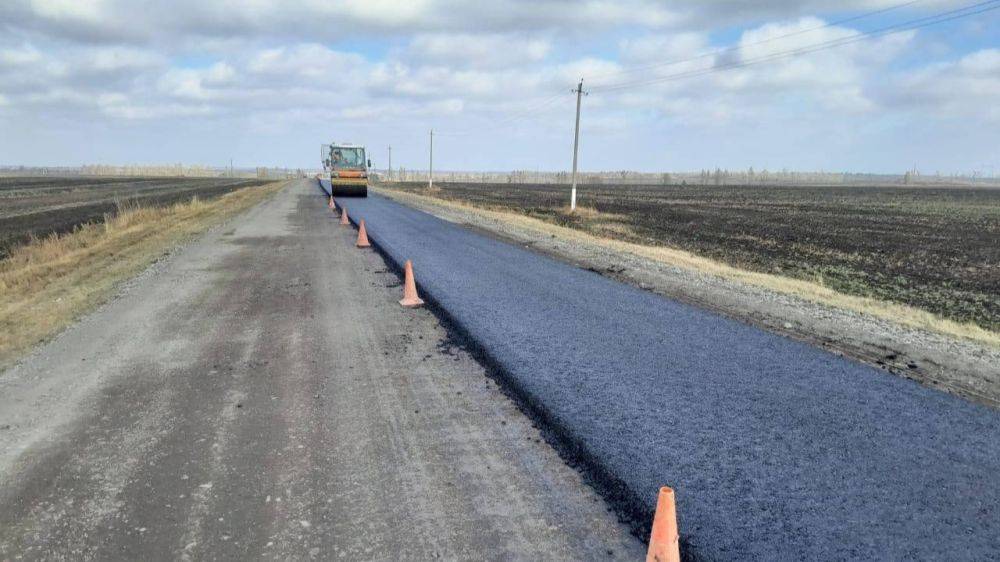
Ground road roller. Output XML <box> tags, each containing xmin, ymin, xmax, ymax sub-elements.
<box><xmin>321</xmin><ymin>142</ymin><xmax>370</xmax><ymax>197</ymax></box>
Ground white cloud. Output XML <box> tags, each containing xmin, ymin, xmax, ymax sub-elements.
<box><xmin>102</xmin><ymin>101</ymin><xmax>212</xmax><ymax>120</ymax></box>
<box><xmin>28</xmin><ymin>0</ymin><xmax>106</xmax><ymax>24</ymax></box>
<box><xmin>88</xmin><ymin>47</ymin><xmax>165</xmax><ymax>72</ymax></box>
<box><xmin>667</xmin><ymin>0</ymin><xmax>958</xmax><ymax>27</ymax></box>
<box><xmin>549</xmin><ymin>14</ymin><xmax>929</xmax><ymax>140</ymax></box>
<box><xmin>565</xmin><ymin>1</ymin><xmax>678</xmax><ymax>28</ymax></box>
<box><xmin>0</xmin><ymin>44</ymin><xmax>45</xmax><ymax>66</ymax></box>
<box><xmin>891</xmin><ymin>48</ymin><xmax>1000</xmax><ymax>121</ymax></box>
<box><xmin>619</xmin><ymin>33</ymin><xmax>709</xmax><ymax>63</ymax></box>
<box><xmin>408</xmin><ymin>33</ymin><xmax>550</xmax><ymax>69</ymax></box>
<box><xmin>958</xmin><ymin>48</ymin><xmax>1000</xmax><ymax>74</ymax></box>
<box><xmin>1</xmin><ymin>0</ymin><xmax>680</xmax><ymax>46</ymax></box>
<box><xmin>155</xmin><ymin>61</ymin><xmax>234</xmax><ymax>102</ymax></box>
<box><xmin>248</xmin><ymin>44</ymin><xmax>364</xmax><ymax>80</ymax></box>
<box><xmin>0</xmin><ymin>0</ymin><xmax>995</xmax><ymax>171</ymax></box>
<box><xmin>376</xmin><ymin>67</ymin><xmax>485</xmax><ymax>98</ymax></box>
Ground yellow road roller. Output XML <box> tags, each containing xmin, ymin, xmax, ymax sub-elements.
<box><xmin>321</xmin><ymin>142</ymin><xmax>370</xmax><ymax>197</ymax></box>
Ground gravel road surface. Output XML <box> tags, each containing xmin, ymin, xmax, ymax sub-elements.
<box><xmin>0</xmin><ymin>179</ymin><xmax>642</xmax><ymax>560</ymax></box>
<box><xmin>330</xmin><ymin>184</ymin><xmax>1000</xmax><ymax>561</ymax></box>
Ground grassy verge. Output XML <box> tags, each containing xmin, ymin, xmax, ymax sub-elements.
<box><xmin>378</xmin><ymin>186</ymin><xmax>1000</xmax><ymax>349</ymax></box>
<box><xmin>0</xmin><ymin>181</ymin><xmax>287</xmax><ymax>369</ymax></box>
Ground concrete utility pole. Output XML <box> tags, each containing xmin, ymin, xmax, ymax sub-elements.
<box><xmin>429</xmin><ymin>129</ymin><xmax>434</xmax><ymax>190</ymax></box>
<box><xmin>387</xmin><ymin>145</ymin><xmax>392</xmax><ymax>181</ymax></box>
<box><xmin>570</xmin><ymin>79</ymin><xmax>586</xmax><ymax>212</ymax></box>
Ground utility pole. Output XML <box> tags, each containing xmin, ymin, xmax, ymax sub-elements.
<box><xmin>570</xmin><ymin>79</ymin><xmax>587</xmax><ymax>212</ymax></box>
<box><xmin>429</xmin><ymin>129</ymin><xmax>434</xmax><ymax>190</ymax></box>
<box><xmin>387</xmin><ymin>145</ymin><xmax>392</xmax><ymax>181</ymax></box>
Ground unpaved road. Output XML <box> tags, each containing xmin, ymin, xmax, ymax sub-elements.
<box><xmin>0</xmin><ymin>180</ymin><xmax>642</xmax><ymax>560</ymax></box>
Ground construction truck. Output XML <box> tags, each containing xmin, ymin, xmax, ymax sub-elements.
<box><xmin>321</xmin><ymin>143</ymin><xmax>370</xmax><ymax>197</ymax></box>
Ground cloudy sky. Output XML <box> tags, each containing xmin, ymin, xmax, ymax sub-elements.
<box><xmin>0</xmin><ymin>0</ymin><xmax>997</xmax><ymax>173</ymax></box>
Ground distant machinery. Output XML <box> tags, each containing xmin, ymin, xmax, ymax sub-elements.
<box><xmin>321</xmin><ymin>143</ymin><xmax>370</xmax><ymax>197</ymax></box>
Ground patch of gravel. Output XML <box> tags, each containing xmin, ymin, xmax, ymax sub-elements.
<box><xmin>379</xmin><ymin>188</ymin><xmax>1000</xmax><ymax>409</ymax></box>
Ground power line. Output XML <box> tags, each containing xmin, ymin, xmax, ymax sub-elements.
<box><xmin>432</xmin><ymin>0</ymin><xmax>990</xmax><ymax>134</ymax></box>
<box><xmin>588</xmin><ymin>0</ymin><xmax>929</xmax><ymax>84</ymax></box>
<box><xmin>590</xmin><ymin>0</ymin><xmax>1000</xmax><ymax>93</ymax></box>
<box><xmin>487</xmin><ymin>93</ymin><xmax>567</xmax><ymax>127</ymax></box>
<box><xmin>433</xmin><ymin>92</ymin><xmax>567</xmax><ymax>137</ymax></box>
<box><xmin>562</xmin><ymin>0</ymin><xmax>998</xmax><ymax>211</ymax></box>
<box><xmin>400</xmin><ymin>0</ymin><xmax>997</xmax><ymax>185</ymax></box>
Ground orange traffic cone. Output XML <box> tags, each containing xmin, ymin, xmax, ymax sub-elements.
<box><xmin>399</xmin><ymin>260</ymin><xmax>424</xmax><ymax>308</ymax></box>
<box><xmin>356</xmin><ymin>220</ymin><xmax>371</xmax><ymax>248</ymax></box>
<box><xmin>340</xmin><ymin>208</ymin><xmax>350</xmax><ymax>225</ymax></box>
<box><xmin>646</xmin><ymin>487</ymin><xmax>680</xmax><ymax>562</ymax></box>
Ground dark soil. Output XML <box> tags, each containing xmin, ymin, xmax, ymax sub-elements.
<box><xmin>385</xmin><ymin>181</ymin><xmax>1000</xmax><ymax>332</ymax></box>
<box><xmin>0</xmin><ymin>177</ymin><xmax>272</xmax><ymax>257</ymax></box>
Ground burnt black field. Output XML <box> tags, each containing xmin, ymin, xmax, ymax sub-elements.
<box><xmin>0</xmin><ymin>176</ymin><xmax>272</xmax><ymax>257</ymax></box>
<box><xmin>387</xmin><ymin>181</ymin><xmax>1000</xmax><ymax>332</ymax></box>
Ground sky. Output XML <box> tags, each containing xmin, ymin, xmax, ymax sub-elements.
<box><xmin>0</xmin><ymin>0</ymin><xmax>998</xmax><ymax>174</ymax></box>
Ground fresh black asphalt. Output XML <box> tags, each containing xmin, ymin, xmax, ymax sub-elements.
<box><xmin>323</xmin><ymin>182</ymin><xmax>1000</xmax><ymax>561</ymax></box>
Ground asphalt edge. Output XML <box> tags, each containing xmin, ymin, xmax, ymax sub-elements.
<box><xmin>316</xmin><ymin>180</ymin><xmax>696</xmax><ymax>558</ymax></box>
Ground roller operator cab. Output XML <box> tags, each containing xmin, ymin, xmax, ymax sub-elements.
<box><xmin>321</xmin><ymin>143</ymin><xmax>370</xmax><ymax>197</ymax></box>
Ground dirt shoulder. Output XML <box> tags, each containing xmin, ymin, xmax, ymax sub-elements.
<box><xmin>376</xmin><ymin>186</ymin><xmax>1000</xmax><ymax>409</ymax></box>
<box><xmin>0</xmin><ymin>180</ymin><xmax>288</xmax><ymax>370</ymax></box>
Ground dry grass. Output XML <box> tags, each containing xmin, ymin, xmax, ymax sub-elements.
<box><xmin>0</xmin><ymin>181</ymin><xmax>287</xmax><ymax>369</ymax></box>
<box><xmin>559</xmin><ymin>204</ymin><xmax>601</xmax><ymax>218</ymax></box>
<box><xmin>558</xmin><ymin>206</ymin><xmax>634</xmax><ymax>236</ymax></box>
<box><xmin>593</xmin><ymin>222</ymin><xmax>635</xmax><ymax>237</ymax></box>
<box><xmin>379</xmin><ymin>187</ymin><xmax>1000</xmax><ymax>349</ymax></box>
<box><xmin>557</xmin><ymin>205</ymin><xmax>632</xmax><ymax>223</ymax></box>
